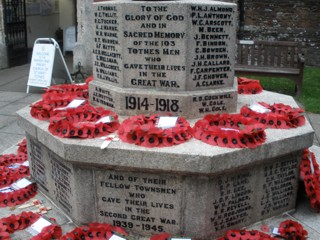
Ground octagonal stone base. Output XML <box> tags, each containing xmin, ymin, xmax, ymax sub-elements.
<box><xmin>17</xmin><ymin>91</ymin><xmax>314</xmax><ymax>239</ymax></box>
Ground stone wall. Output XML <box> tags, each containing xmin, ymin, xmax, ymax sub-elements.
<box><xmin>240</xmin><ymin>0</ymin><xmax>320</xmax><ymax>66</ymax></box>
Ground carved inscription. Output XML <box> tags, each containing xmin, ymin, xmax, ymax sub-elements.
<box><xmin>210</xmin><ymin>172</ymin><xmax>253</xmax><ymax>231</ymax></box>
<box><xmin>28</xmin><ymin>139</ymin><xmax>48</xmax><ymax>192</ymax></box>
<box><xmin>260</xmin><ymin>158</ymin><xmax>298</xmax><ymax>216</ymax></box>
<box><xmin>192</xmin><ymin>93</ymin><xmax>233</xmax><ymax>113</ymax></box>
<box><xmin>92</xmin><ymin>86</ymin><xmax>115</xmax><ymax>108</ymax></box>
<box><xmin>190</xmin><ymin>5</ymin><xmax>234</xmax><ymax>88</ymax></box>
<box><xmin>94</xmin><ymin>5</ymin><xmax>121</xmax><ymax>84</ymax></box>
<box><xmin>122</xmin><ymin>5</ymin><xmax>186</xmax><ymax>89</ymax></box>
<box><xmin>97</xmin><ymin>171</ymin><xmax>180</xmax><ymax>234</ymax></box>
<box><xmin>50</xmin><ymin>153</ymin><xmax>73</xmax><ymax>214</ymax></box>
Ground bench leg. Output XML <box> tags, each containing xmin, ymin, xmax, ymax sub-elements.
<box><xmin>294</xmin><ymin>76</ymin><xmax>303</xmax><ymax>97</ymax></box>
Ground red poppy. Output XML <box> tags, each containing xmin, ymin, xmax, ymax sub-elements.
<box><xmin>141</xmin><ymin>134</ymin><xmax>160</xmax><ymax>148</ymax></box>
<box><xmin>0</xmin><ymin>231</ymin><xmax>10</xmax><ymax>239</ymax></box>
<box><xmin>4</xmin><ymin>215</ymin><xmax>19</xmax><ymax>233</ymax></box>
<box><xmin>85</xmin><ymin>76</ymin><xmax>94</xmax><ymax>84</ymax></box>
<box><xmin>150</xmin><ymin>232</ymin><xmax>171</xmax><ymax>240</ymax></box>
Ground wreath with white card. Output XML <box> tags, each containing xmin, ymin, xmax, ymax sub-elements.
<box><xmin>118</xmin><ymin>114</ymin><xmax>193</xmax><ymax>147</ymax></box>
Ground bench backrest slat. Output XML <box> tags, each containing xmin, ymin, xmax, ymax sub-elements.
<box><xmin>236</xmin><ymin>40</ymin><xmax>303</xmax><ymax>68</ymax></box>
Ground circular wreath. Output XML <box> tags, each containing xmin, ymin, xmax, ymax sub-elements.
<box><xmin>60</xmin><ymin>223</ymin><xmax>127</xmax><ymax>240</ymax></box>
<box><xmin>238</xmin><ymin>77</ymin><xmax>263</xmax><ymax>94</ymax></box>
<box><xmin>240</xmin><ymin>102</ymin><xmax>305</xmax><ymax>128</ymax></box>
<box><xmin>192</xmin><ymin>113</ymin><xmax>266</xmax><ymax>148</ymax></box>
<box><xmin>278</xmin><ymin>220</ymin><xmax>308</xmax><ymax>240</ymax></box>
<box><xmin>0</xmin><ymin>165</ymin><xmax>30</xmax><ymax>188</ymax></box>
<box><xmin>300</xmin><ymin>149</ymin><xmax>320</xmax><ymax>212</ymax></box>
<box><xmin>48</xmin><ymin>105</ymin><xmax>119</xmax><ymax>138</ymax></box>
<box><xmin>217</xmin><ymin>229</ymin><xmax>276</xmax><ymax>240</ymax></box>
<box><xmin>30</xmin><ymin>77</ymin><xmax>92</xmax><ymax>120</ymax></box>
<box><xmin>0</xmin><ymin>211</ymin><xmax>62</xmax><ymax>240</ymax></box>
<box><xmin>118</xmin><ymin>114</ymin><xmax>193</xmax><ymax>147</ymax></box>
<box><xmin>0</xmin><ymin>183</ymin><xmax>37</xmax><ymax>208</ymax></box>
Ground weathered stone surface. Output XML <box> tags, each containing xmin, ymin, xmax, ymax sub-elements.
<box><xmin>89</xmin><ymin>79</ymin><xmax>238</xmax><ymax>118</ymax></box>
<box><xmin>90</xmin><ymin>0</ymin><xmax>238</xmax><ymax>117</ymax></box>
<box><xmin>17</xmin><ymin>91</ymin><xmax>315</xmax><ymax>239</ymax></box>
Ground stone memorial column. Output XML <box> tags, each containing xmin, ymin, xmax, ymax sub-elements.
<box><xmin>89</xmin><ymin>0</ymin><xmax>238</xmax><ymax>118</ymax></box>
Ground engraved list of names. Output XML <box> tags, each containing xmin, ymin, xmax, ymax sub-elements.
<box><xmin>94</xmin><ymin>5</ymin><xmax>122</xmax><ymax>85</ymax></box>
<box><xmin>189</xmin><ymin>5</ymin><xmax>235</xmax><ymax>89</ymax></box>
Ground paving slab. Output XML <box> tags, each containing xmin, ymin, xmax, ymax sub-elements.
<box><xmin>0</xmin><ymin>64</ymin><xmax>30</xmax><ymax>86</ymax></box>
<box><xmin>0</xmin><ymin>121</ymin><xmax>25</xmax><ymax>135</ymax></box>
<box><xmin>248</xmin><ymin>211</ymin><xmax>320</xmax><ymax>239</ymax></box>
<box><xmin>0</xmin><ymin>102</ymin><xmax>32</xmax><ymax>116</ymax></box>
<box><xmin>0</xmin><ymin>91</ymin><xmax>29</xmax><ymax>102</ymax></box>
<box><xmin>0</xmin><ymin>115</ymin><xmax>17</xmax><ymax>129</ymax></box>
<box><xmin>17</xmin><ymin>94</ymin><xmax>42</xmax><ymax>104</ymax></box>
<box><xmin>0</xmin><ymin>132</ymin><xmax>25</xmax><ymax>153</ymax></box>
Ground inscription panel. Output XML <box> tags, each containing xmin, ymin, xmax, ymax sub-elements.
<box><xmin>188</xmin><ymin>4</ymin><xmax>236</xmax><ymax>90</ymax></box>
<box><xmin>28</xmin><ymin>138</ymin><xmax>48</xmax><ymax>192</ymax></box>
<box><xmin>96</xmin><ymin>171</ymin><xmax>182</xmax><ymax>235</ymax></box>
<box><xmin>184</xmin><ymin>155</ymin><xmax>300</xmax><ymax>237</ymax></box>
<box><xmin>210</xmin><ymin>172</ymin><xmax>253</xmax><ymax>232</ymax></box>
<box><xmin>93</xmin><ymin>4</ymin><xmax>122</xmax><ymax>85</ymax></box>
<box><xmin>93</xmin><ymin>1</ymin><xmax>236</xmax><ymax>91</ymax></box>
<box><xmin>259</xmin><ymin>157</ymin><xmax>299</xmax><ymax>217</ymax></box>
<box><xmin>121</xmin><ymin>3</ymin><xmax>187</xmax><ymax>90</ymax></box>
<box><xmin>49</xmin><ymin>153</ymin><xmax>74</xmax><ymax>214</ymax></box>
<box><xmin>89</xmin><ymin>81</ymin><xmax>237</xmax><ymax>118</ymax></box>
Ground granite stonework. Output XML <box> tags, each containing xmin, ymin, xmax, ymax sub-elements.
<box><xmin>17</xmin><ymin>91</ymin><xmax>314</xmax><ymax>239</ymax></box>
<box><xmin>89</xmin><ymin>0</ymin><xmax>238</xmax><ymax>118</ymax></box>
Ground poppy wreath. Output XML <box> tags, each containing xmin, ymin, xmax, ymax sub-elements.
<box><xmin>0</xmin><ymin>165</ymin><xmax>30</xmax><ymax>188</ymax></box>
<box><xmin>278</xmin><ymin>220</ymin><xmax>308</xmax><ymax>240</ymax></box>
<box><xmin>192</xmin><ymin>113</ymin><xmax>266</xmax><ymax>148</ymax></box>
<box><xmin>0</xmin><ymin>211</ymin><xmax>40</xmax><ymax>239</ymax></box>
<box><xmin>0</xmin><ymin>138</ymin><xmax>28</xmax><ymax>167</ymax></box>
<box><xmin>0</xmin><ymin>152</ymin><xmax>28</xmax><ymax>167</ymax></box>
<box><xmin>48</xmin><ymin>105</ymin><xmax>119</xmax><ymax>138</ymax></box>
<box><xmin>0</xmin><ymin>183</ymin><xmax>37</xmax><ymax>208</ymax></box>
<box><xmin>238</xmin><ymin>77</ymin><xmax>263</xmax><ymax>94</ymax></box>
<box><xmin>240</xmin><ymin>102</ymin><xmax>306</xmax><ymax>129</ymax></box>
<box><xmin>217</xmin><ymin>229</ymin><xmax>277</xmax><ymax>240</ymax></box>
<box><xmin>300</xmin><ymin>149</ymin><xmax>320</xmax><ymax>212</ymax></box>
<box><xmin>30</xmin><ymin>224</ymin><xmax>62</xmax><ymax>240</ymax></box>
<box><xmin>150</xmin><ymin>232</ymin><xmax>171</xmax><ymax>240</ymax></box>
<box><xmin>30</xmin><ymin>76</ymin><xmax>93</xmax><ymax>120</ymax></box>
<box><xmin>30</xmin><ymin>94</ymin><xmax>88</xmax><ymax>120</ymax></box>
<box><xmin>59</xmin><ymin>222</ymin><xmax>128</xmax><ymax>240</ymax></box>
<box><xmin>17</xmin><ymin>138</ymin><xmax>27</xmax><ymax>155</ymax></box>
<box><xmin>118</xmin><ymin>114</ymin><xmax>193</xmax><ymax>147</ymax></box>
<box><xmin>0</xmin><ymin>211</ymin><xmax>62</xmax><ymax>240</ymax></box>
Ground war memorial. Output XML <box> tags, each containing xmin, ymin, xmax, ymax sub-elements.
<box><xmin>16</xmin><ymin>0</ymin><xmax>314</xmax><ymax>239</ymax></box>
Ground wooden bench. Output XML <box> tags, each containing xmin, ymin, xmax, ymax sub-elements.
<box><xmin>235</xmin><ymin>40</ymin><xmax>305</xmax><ymax>96</ymax></box>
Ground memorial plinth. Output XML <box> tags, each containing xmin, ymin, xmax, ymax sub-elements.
<box><xmin>17</xmin><ymin>91</ymin><xmax>314</xmax><ymax>239</ymax></box>
<box><xmin>16</xmin><ymin>0</ymin><xmax>315</xmax><ymax>238</ymax></box>
<box><xmin>89</xmin><ymin>0</ymin><xmax>238</xmax><ymax>118</ymax></box>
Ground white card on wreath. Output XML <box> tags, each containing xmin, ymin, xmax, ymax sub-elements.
<box><xmin>11</xmin><ymin>178</ymin><xmax>32</xmax><ymax>190</ymax></box>
<box><xmin>157</xmin><ymin>116</ymin><xmax>178</xmax><ymax>129</ymax></box>
<box><xmin>109</xmin><ymin>234</ymin><xmax>127</xmax><ymax>240</ymax></box>
<box><xmin>248</xmin><ymin>102</ymin><xmax>271</xmax><ymax>113</ymax></box>
<box><xmin>27</xmin><ymin>217</ymin><xmax>52</xmax><ymax>236</ymax></box>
